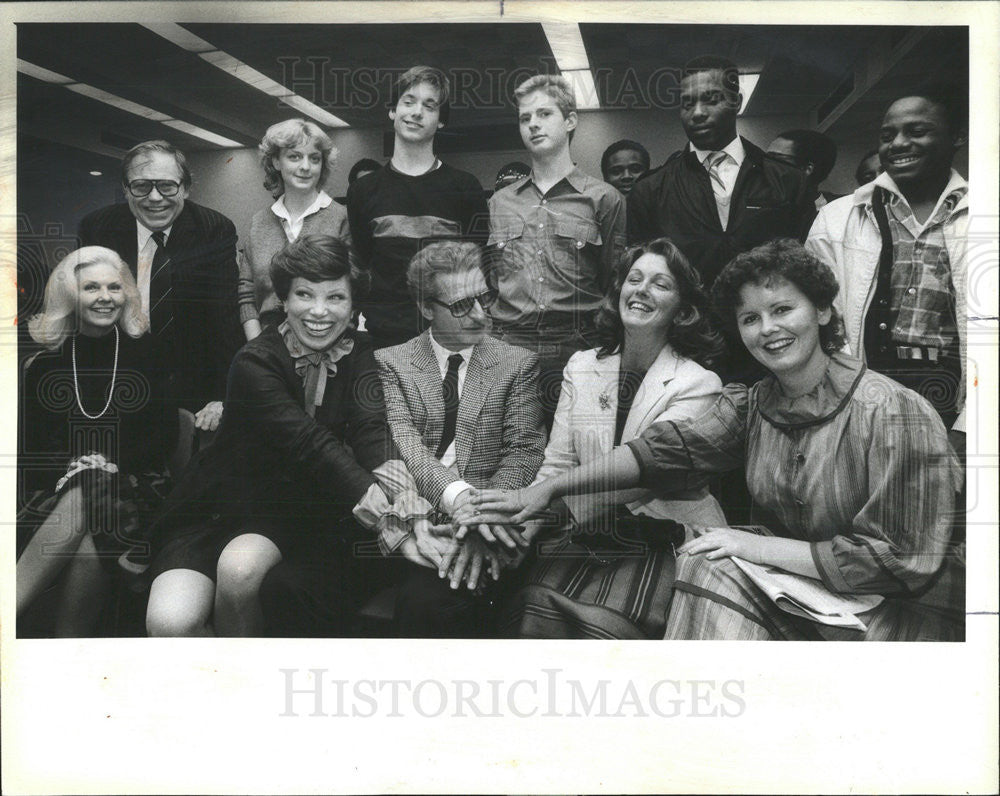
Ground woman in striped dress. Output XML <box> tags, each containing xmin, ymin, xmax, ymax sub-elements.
<box><xmin>473</xmin><ymin>239</ymin><xmax>964</xmax><ymax>641</ymax></box>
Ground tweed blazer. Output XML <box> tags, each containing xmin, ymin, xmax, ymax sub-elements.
<box><xmin>376</xmin><ymin>331</ymin><xmax>546</xmax><ymax>507</ymax></box>
<box><xmin>534</xmin><ymin>345</ymin><xmax>727</xmax><ymax>528</ymax></box>
<box><xmin>78</xmin><ymin>200</ymin><xmax>243</xmax><ymax>410</ymax></box>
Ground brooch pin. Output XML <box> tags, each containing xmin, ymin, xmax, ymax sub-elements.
<box><xmin>598</xmin><ymin>391</ymin><xmax>611</xmax><ymax>410</ymax></box>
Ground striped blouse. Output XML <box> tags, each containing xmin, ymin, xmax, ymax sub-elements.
<box><xmin>628</xmin><ymin>352</ymin><xmax>962</xmax><ymax>599</ymax></box>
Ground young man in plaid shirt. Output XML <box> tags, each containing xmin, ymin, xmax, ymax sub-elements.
<box><xmin>806</xmin><ymin>85</ymin><xmax>969</xmax><ymax>455</ymax></box>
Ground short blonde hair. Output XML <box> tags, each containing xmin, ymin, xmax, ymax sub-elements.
<box><xmin>28</xmin><ymin>246</ymin><xmax>147</xmax><ymax>350</ymax></box>
<box><xmin>514</xmin><ymin>74</ymin><xmax>576</xmax><ymax>117</ymax></box>
<box><xmin>259</xmin><ymin>118</ymin><xmax>338</xmax><ymax>197</ymax></box>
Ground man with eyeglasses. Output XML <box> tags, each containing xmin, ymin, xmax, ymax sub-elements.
<box><xmin>78</xmin><ymin>140</ymin><xmax>241</xmax><ymax>432</ymax></box>
<box><xmin>375</xmin><ymin>240</ymin><xmax>545</xmax><ymax>637</ymax></box>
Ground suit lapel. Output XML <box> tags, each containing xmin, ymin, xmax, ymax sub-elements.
<box><xmin>682</xmin><ymin>149</ymin><xmax>722</xmax><ymax>233</ymax></box>
<box><xmin>164</xmin><ymin>204</ymin><xmax>196</xmax><ymax>268</ymax></box>
<box><xmin>113</xmin><ymin>206</ymin><xmax>140</xmax><ymax>278</ymax></box>
<box><xmin>621</xmin><ymin>345</ymin><xmax>679</xmax><ymax>440</ymax></box>
<box><xmin>454</xmin><ymin>337</ymin><xmax>498</xmax><ymax>474</ymax></box>
<box><xmin>728</xmin><ymin>138</ymin><xmax>761</xmax><ymax>231</ymax></box>
<box><xmin>587</xmin><ymin>352</ymin><xmax>619</xmax><ymax>448</ymax></box>
<box><xmin>411</xmin><ymin>332</ymin><xmax>445</xmax><ymax>448</ymax></box>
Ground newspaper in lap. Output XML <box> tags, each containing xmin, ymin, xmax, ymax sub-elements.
<box><xmin>731</xmin><ymin>557</ymin><xmax>885</xmax><ymax>631</ymax></box>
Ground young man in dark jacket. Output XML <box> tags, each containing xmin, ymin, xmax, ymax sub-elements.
<box><xmin>628</xmin><ymin>56</ymin><xmax>813</xmax><ymax>289</ymax></box>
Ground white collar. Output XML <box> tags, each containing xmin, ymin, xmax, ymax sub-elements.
<box><xmin>137</xmin><ymin>221</ymin><xmax>172</xmax><ymax>250</ymax></box>
<box><xmin>428</xmin><ymin>329</ymin><xmax>476</xmax><ymax>373</ymax></box>
<box><xmin>690</xmin><ymin>136</ymin><xmax>746</xmax><ymax>168</ymax></box>
<box><xmin>270</xmin><ymin>190</ymin><xmax>332</xmax><ymax>223</ymax></box>
<box><xmin>869</xmin><ymin>169</ymin><xmax>969</xmax><ymax>217</ymax></box>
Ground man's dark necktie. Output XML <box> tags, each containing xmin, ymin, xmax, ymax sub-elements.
<box><xmin>435</xmin><ymin>353</ymin><xmax>463</xmax><ymax>458</ymax></box>
<box><xmin>149</xmin><ymin>231</ymin><xmax>174</xmax><ymax>335</ymax></box>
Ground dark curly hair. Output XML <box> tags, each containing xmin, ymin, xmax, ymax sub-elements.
<box><xmin>711</xmin><ymin>238</ymin><xmax>846</xmax><ymax>353</ymax></box>
<box><xmin>890</xmin><ymin>82</ymin><xmax>968</xmax><ymax>135</ymax></box>
<box><xmin>270</xmin><ymin>234</ymin><xmax>369</xmax><ymax>313</ymax></box>
<box><xmin>594</xmin><ymin>237</ymin><xmax>726</xmax><ymax>369</ymax></box>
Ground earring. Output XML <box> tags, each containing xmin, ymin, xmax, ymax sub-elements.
<box><xmin>670</xmin><ymin>310</ymin><xmax>690</xmax><ymax>329</ymax></box>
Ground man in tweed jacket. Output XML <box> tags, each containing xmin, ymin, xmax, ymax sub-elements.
<box><xmin>376</xmin><ymin>241</ymin><xmax>546</xmax><ymax>636</ymax></box>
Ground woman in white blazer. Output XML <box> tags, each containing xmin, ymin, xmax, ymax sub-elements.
<box><xmin>503</xmin><ymin>238</ymin><xmax>727</xmax><ymax>639</ymax></box>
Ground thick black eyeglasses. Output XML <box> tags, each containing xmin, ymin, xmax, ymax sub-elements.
<box><xmin>429</xmin><ymin>289</ymin><xmax>498</xmax><ymax>317</ymax></box>
<box><xmin>126</xmin><ymin>180</ymin><xmax>181</xmax><ymax>198</ymax></box>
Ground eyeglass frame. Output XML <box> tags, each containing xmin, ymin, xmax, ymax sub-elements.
<box><xmin>426</xmin><ymin>288</ymin><xmax>499</xmax><ymax>318</ymax></box>
<box><xmin>125</xmin><ymin>179</ymin><xmax>183</xmax><ymax>198</ymax></box>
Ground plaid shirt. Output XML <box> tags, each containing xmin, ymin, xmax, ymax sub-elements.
<box><xmin>884</xmin><ymin>175</ymin><xmax>967</xmax><ymax>354</ymax></box>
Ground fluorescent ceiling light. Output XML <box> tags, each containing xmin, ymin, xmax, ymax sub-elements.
<box><xmin>89</xmin><ymin>171</ymin><xmax>103</xmax><ymax>176</ymax></box>
<box><xmin>143</xmin><ymin>23</ymin><xmax>349</xmax><ymax>128</ymax></box>
<box><xmin>142</xmin><ymin>22</ymin><xmax>215</xmax><ymax>54</ymax></box>
<box><xmin>162</xmin><ymin>120</ymin><xmax>246</xmax><ymax>149</ymax></box>
<box><xmin>67</xmin><ymin>83</ymin><xmax>172</xmax><ymax>123</ymax></box>
<box><xmin>17</xmin><ymin>59</ymin><xmax>74</xmax><ymax>84</ymax></box>
<box><xmin>542</xmin><ymin>22</ymin><xmax>591</xmax><ymax>71</ymax></box>
<box><xmin>563</xmin><ymin>69</ymin><xmax>601</xmax><ymax>111</ymax></box>
<box><xmin>738</xmin><ymin>73</ymin><xmax>761</xmax><ymax>116</ymax></box>
<box><xmin>17</xmin><ymin>58</ymin><xmax>242</xmax><ymax>148</ymax></box>
<box><xmin>541</xmin><ymin>22</ymin><xmax>600</xmax><ymax>110</ymax></box>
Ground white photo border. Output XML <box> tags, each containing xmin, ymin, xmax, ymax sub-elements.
<box><xmin>1</xmin><ymin>2</ymin><xmax>997</xmax><ymax>794</ymax></box>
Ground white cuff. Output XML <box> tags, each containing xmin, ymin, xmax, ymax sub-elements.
<box><xmin>440</xmin><ymin>480</ymin><xmax>473</xmax><ymax>514</ymax></box>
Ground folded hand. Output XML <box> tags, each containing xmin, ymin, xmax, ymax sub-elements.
<box><xmin>443</xmin><ymin>533</ymin><xmax>500</xmax><ymax>591</ymax></box>
<box><xmin>412</xmin><ymin>519</ymin><xmax>457</xmax><ymax>571</ymax></box>
<box><xmin>454</xmin><ymin>521</ymin><xmax>528</xmax><ymax>550</ymax></box>
<box><xmin>399</xmin><ymin>535</ymin><xmax>436</xmax><ymax>570</ymax></box>
<box><xmin>471</xmin><ymin>483</ymin><xmax>554</xmax><ymax>525</ymax></box>
<box><xmin>194</xmin><ymin>400</ymin><xmax>224</xmax><ymax>431</ymax></box>
<box><xmin>677</xmin><ymin>527</ymin><xmax>765</xmax><ymax>563</ymax></box>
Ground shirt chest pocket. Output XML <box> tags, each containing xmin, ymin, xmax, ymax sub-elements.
<box><xmin>490</xmin><ymin>221</ymin><xmax>529</xmax><ymax>276</ymax></box>
<box><xmin>551</xmin><ymin>218</ymin><xmax>602</xmax><ymax>275</ymax></box>
<box><xmin>490</xmin><ymin>217</ymin><xmax>603</xmax><ymax>277</ymax></box>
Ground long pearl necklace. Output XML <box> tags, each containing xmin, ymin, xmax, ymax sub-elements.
<box><xmin>72</xmin><ymin>326</ymin><xmax>119</xmax><ymax>419</ymax></box>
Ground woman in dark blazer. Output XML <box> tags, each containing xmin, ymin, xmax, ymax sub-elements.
<box><xmin>146</xmin><ymin>234</ymin><xmax>404</xmax><ymax>637</ymax></box>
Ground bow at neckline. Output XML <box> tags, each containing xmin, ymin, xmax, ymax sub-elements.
<box><xmin>279</xmin><ymin>321</ymin><xmax>355</xmax><ymax>415</ymax></box>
